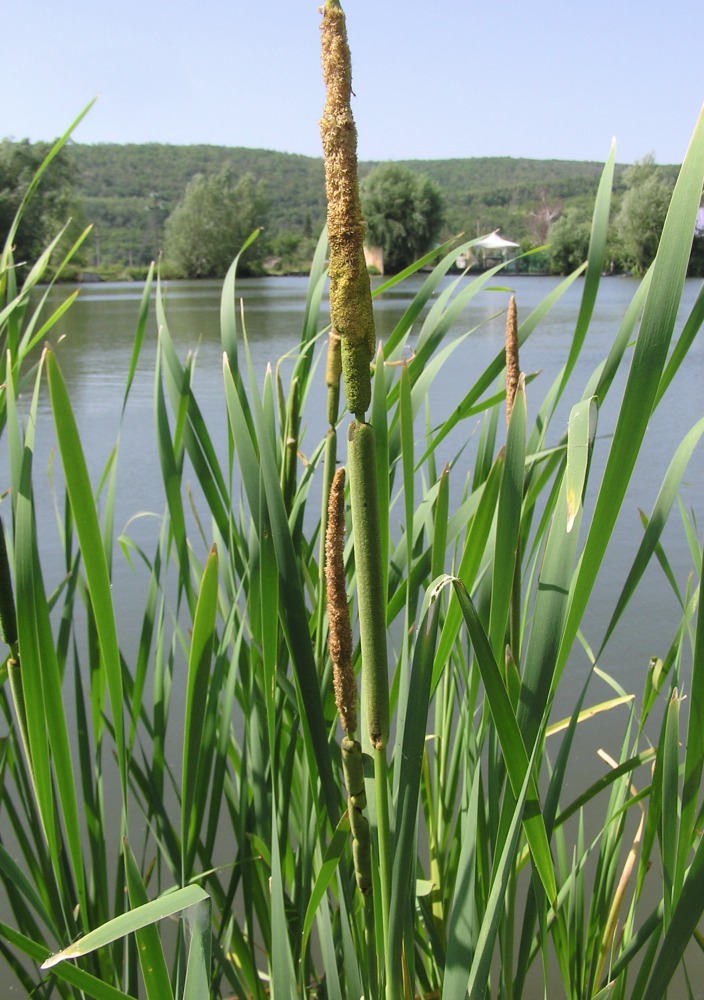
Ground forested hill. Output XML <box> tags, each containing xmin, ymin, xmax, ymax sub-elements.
<box><xmin>67</xmin><ymin>142</ymin><xmax>635</xmax><ymax>271</ymax></box>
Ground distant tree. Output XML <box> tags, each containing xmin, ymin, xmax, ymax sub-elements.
<box><xmin>615</xmin><ymin>156</ymin><xmax>674</xmax><ymax>273</ymax></box>
<box><xmin>526</xmin><ymin>191</ymin><xmax>562</xmax><ymax>245</ymax></box>
<box><xmin>268</xmin><ymin>228</ymin><xmax>318</xmax><ymax>273</ymax></box>
<box><xmin>163</xmin><ymin>168</ymin><xmax>268</xmax><ymax>277</ymax></box>
<box><xmin>0</xmin><ymin>139</ymin><xmax>78</xmax><ymax>264</ymax></box>
<box><xmin>361</xmin><ymin>164</ymin><xmax>444</xmax><ymax>273</ymax></box>
<box><xmin>547</xmin><ymin>208</ymin><xmax>592</xmax><ymax>274</ymax></box>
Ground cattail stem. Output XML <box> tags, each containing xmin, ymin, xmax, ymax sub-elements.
<box><xmin>364</xmin><ymin>892</ymin><xmax>378</xmax><ymax>997</ymax></box>
<box><xmin>374</xmin><ymin>746</ymin><xmax>393</xmax><ymax>995</ymax></box>
<box><xmin>505</xmin><ymin>300</ymin><xmax>522</xmax><ymax>663</ymax></box>
<box><xmin>280</xmin><ymin>375</ymin><xmax>300</xmax><ymax>514</ymax></box>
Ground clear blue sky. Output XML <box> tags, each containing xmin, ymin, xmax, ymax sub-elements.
<box><xmin>5</xmin><ymin>0</ymin><xmax>702</xmax><ymax>166</ymax></box>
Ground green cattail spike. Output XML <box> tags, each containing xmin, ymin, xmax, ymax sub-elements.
<box><xmin>341</xmin><ymin>735</ymin><xmax>366</xmax><ymax>810</ymax></box>
<box><xmin>342</xmin><ymin>736</ymin><xmax>371</xmax><ymax>894</ymax></box>
<box><xmin>347</xmin><ymin>419</ymin><xmax>389</xmax><ymax>750</ymax></box>
<box><xmin>325</xmin><ymin>332</ymin><xmax>342</xmax><ymax>426</ymax></box>
<box><xmin>325</xmin><ymin>466</ymin><xmax>357</xmax><ymax>734</ymax></box>
<box><xmin>320</xmin><ymin>0</ymin><xmax>375</xmax><ymax>418</ymax></box>
<box><xmin>351</xmin><ymin>815</ymin><xmax>372</xmax><ymax>895</ymax></box>
<box><xmin>505</xmin><ymin>294</ymin><xmax>520</xmax><ymax>426</ymax></box>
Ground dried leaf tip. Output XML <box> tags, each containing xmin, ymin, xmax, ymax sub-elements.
<box><xmin>505</xmin><ymin>295</ymin><xmax>520</xmax><ymax>425</ymax></box>
<box><xmin>325</xmin><ymin>466</ymin><xmax>357</xmax><ymax>734</ymax></box>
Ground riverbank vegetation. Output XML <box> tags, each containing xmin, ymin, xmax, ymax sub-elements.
<box><xmin>3</xmin><ymin>130</ymin><xmax>701</xmax><ymax>280</ymax></box>
<box><xmin>1</xmin><ymin>4</ymin><xmax>704</xmax><ymax>997</ymax></box>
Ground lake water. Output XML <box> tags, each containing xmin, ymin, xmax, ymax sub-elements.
<box><xmin>17</xmin><ymin>273</ymin><xmax>703</xmax><ymax>703</ymax></box>
<box><xmin>2</xmin><ymin>272</ymin><xmax>703</xmax><ymax>993</ymax></box>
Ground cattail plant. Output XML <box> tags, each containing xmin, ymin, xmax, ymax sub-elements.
<box><xmin>321</xmin><ymin>1</ymin><xmax>393</xmax><ymax>989</ymax></box>
<box><xmin>504</xmin><ymin>294</ymin><xmax>523</xmax><ymax>665</ymax></box>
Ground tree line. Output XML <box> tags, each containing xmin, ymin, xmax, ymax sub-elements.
<box><xmin>1</xmin><ymin>138</ymin><xmax>702</xmax><ymax>279</ymax></box>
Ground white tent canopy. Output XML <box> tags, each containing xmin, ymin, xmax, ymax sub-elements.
<box><xmin>455</xmin><ymin>230</ymin><xmax>520</xmax><ymax>271</ymax></box>
<box><xmin>474</xmin><ymin>230</ymin><xmax>519</xmax><ymax>250</ymax></box>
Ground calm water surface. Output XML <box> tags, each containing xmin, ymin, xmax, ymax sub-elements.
<box><xmin>19</xmin><ymin>275</ymin><xmax>702</xmax><ymax>695</ymax></box>
<box><xmin>9</xmin><ymin>276</ymin><xmax>704</xmax><ymax>695</ymax></box>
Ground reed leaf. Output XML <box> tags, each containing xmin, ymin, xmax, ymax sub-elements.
<box><xmin>223</xmin><ymin>354</ymin><xmax>339</xmax><ymax>824</ymax></box>
<box><xmin>46</xmin><ymin>346</ymin><xmax>124</xmax><ymax>808</ymax></box>
<box><xmin>388</xmin><ymin>586</ymin><xmax>442</xmax><ymax>982</ymax></box>
<box><xmin>123</xmin><ymin>841</ymin><xmax>174</xmax><ymax>1000</ymax></box>
<box><xmin>182</xmin><ymin>544</ymin><xmax>219</xmax><ymax>876</ymax></box>
<box><xmin>453</xmin><ymin>579</ymin><xmax>556</xmax><ymax>902</ymax></box>
<box><xmin>556</xmin><ymin>105</ymin><xmax>704</xmax><ymax>682</ymax></box>
<box><xmin>0</xmin><ymin>922</ymin><xmax>131</xmax><ymax>1000</ymax></box>
<box><xmin>599</xmin><ymin>414</ymin><xmax>704</xmax><ymax>656</ymax></box>
<box><xmin>42</xmin><ymin>885</ymin><xmax>208</xmax><ymax>970</ymax></box>
<box><xmin>183</xmin><ymin>898</ymin><xmax>212</xmax><ymax>999</ymax></box>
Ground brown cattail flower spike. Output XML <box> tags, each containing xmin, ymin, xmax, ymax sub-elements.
<box><xmin>325</xmin><ymin>467</ymin><xmax>372</xmax><ymax>895</ymax></box>
<box><xmin>325</xmin><ymin>466</ymin><xmax>357</xmax><ymax>735</ymax></box>
<box><xmin>505</xmin><ymin>294</ymin><xmax>520</xmax><ymax>425</ymax></box>
<box><xmin>320</xmin><ymin>0</ymin><xmax>375</xmax><ymax>419</ymax></box>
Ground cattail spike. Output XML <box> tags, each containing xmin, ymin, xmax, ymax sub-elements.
<box><xmin>325</xmin><ymin>333</ymin><xmax>342</xmax><ymax>427</ymax></box>
<box><xmin>347</xmin><ymin>420</ymin><xmax>389</xmax><ymax>750</ymax></box>
<box><xmin>325</xmin><ymin>466</ymin><xmax>357</xmax><ymax>734</ymax></box>
<box><xmin>320</xmin><ymin>0</ymin><xmax>375</xmax><ymax>418</ymax></box>
<box><xmin>505</xmin><ymin>294</ymin><xmax>520</xmax><ymax>425</ymax></box>
<box><xmin>342</xmin><ymin>736</ymin><xmax>371</xmax><ymax>894</ymax></box>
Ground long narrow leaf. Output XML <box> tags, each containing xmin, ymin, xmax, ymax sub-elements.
<box><xmin>46</xmin><ymin>349</ymin><xmax>127</xmax><ymax>798</ymax></box>
<box><xmin>42</xmin><ymin>885</ymin><xmax>208</xmax><ymax>969</ymax></box>
<box><xmin>453</xmin><ymin>579</ymin><xmax>556</xmax><ymax>903</ymax></box>
<box><xmin>182</xmin><ymin>545</ymin><xmax>219</xmax><ymax>875</ymax></box>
